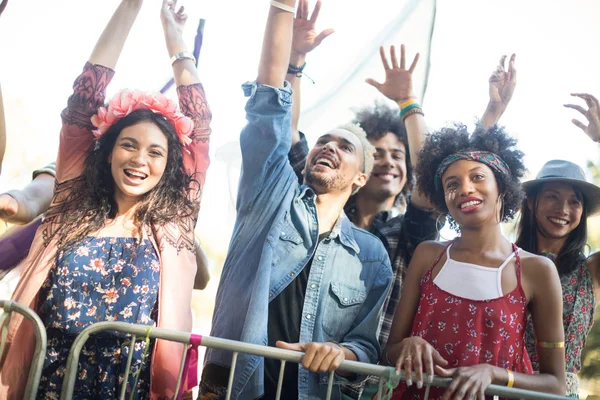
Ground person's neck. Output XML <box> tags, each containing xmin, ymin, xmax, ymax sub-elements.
<box><xmin>535</xmin><ymin>230</ymin><xmax>566</xmax><ymax>255</ymax></box>
<box><xmin>114</xmin><ymin>195</ymin><xmax>140</xmax><ymax>220</ymax></box>
<box><xmin>314</xmin><ymin>191</ymin><xmax>350</xmax><ymax>234</ymax></box>
<box><xmin>454</xmin><ymin>221</ymin><xmax>511</xmax><ymax>254</ymax></box>
<box><xmin>353</xmin><ymin>191</ymin><xmax>395</xmax><ymax>229</ymax></box>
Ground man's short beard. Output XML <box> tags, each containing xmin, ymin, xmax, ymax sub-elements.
<box><xmin>304</xmin><ymin>169</ymin><xmax>347</xmax><ymax>192</ymax></box>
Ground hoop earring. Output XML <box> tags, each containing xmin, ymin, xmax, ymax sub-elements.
<box><xmin>436</xmin><ymin>212</ymin><xmax>458</xmax><ymax>241</ymax></box>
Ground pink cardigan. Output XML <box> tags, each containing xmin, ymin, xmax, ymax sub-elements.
<box><xmin>0</xmin><ymin>63</ymin><xmax>211</xmax><ymax>400</ymax></box>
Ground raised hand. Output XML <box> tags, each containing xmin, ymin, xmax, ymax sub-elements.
<box><xmin>161</xmin><ymin>0</ymin><xmax>188</xmax><ymax>37</ymax></box>
<box><xmin>366</xmin><ymin>45</ymin><xmax>420</xmax><ymax>103</ymax></box>
<box><xmin>488</xmin><ymin>54</ymin><xmax>517</xmax><ymax>109</ymax></box>
<box><xmin>480</xmin><ymin>54</ymin><xmax>516</xmax><ymax>128</ymax></box>
<box><xmin>291</xmin><ymin>0</ymin><xmax>334</xmax><ymax>57</ymax></box>
<box><xmin>564</xmin><ymin>93</ymin><xmax>600</xmax><ymax>143</ymax></box>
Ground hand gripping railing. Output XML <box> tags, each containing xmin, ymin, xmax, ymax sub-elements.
<box><xmin>0</xmin><ymin>300</ymin><xmax>48</xmax><ymax>400</ymax></box>
<box><xmin>60</xmin><ymin>321</ymin><xmax>573</xmax><ymax>400</ymax></box>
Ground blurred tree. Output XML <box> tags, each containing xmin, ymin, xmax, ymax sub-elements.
<box><xmin>580</xmin><ymin>159</ymin><xmax>600</xmax><ymax>380</ymax></box>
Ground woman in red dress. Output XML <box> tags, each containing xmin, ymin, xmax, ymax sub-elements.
<box><xmin>383</xmin><ymin>124</ymin><xmax>566</xmax><ymax>399</ymax></box>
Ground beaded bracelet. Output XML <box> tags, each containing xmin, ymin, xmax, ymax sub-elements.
<box><xmin>401</xmin><ymin>107</ymin><xmax>424</xmax><ymax>123</ymax></box>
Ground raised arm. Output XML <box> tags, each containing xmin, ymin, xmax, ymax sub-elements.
<box><xmin>160</xmin><ymin>0</ymin><xmax>200</xmax><ymax>86</ymax></box>
<box><xmin>57</xmin><ymin>0</ymin><xmax>142</xmax><ymax>183</ymax></box>
<box><xmin>564</xmin><ymin>92</ymin><xmax>600</xmax><ymax>143</ymax></box>
<box><xmin>366</xmin><ymin>45</ymin><xmax>432</xmax><ymax>210</ymax></box>
<box><xmin>88</xmin><ymin>0</ymin><xmax>143</xmax><ymax>68</ymax></box>
<box><xmin>481</xmin><ymin>54</ymin><xmax>517</xmax><ymax>128</ymax></box>
<box><xmin>287</xmin><ymin>0</ymin><xmax>334</xmax><ymax>145</ymax></box>
<box><xmin>257</xmin><ymin>0</ymin><xmax>297</xmax><ymax>87</ymax></box>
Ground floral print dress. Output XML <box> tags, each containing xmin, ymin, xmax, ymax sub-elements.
<box><xmin>36</xmin><ymin>236</ymin><xmax>160</xmax><ymax>400</ymax></box>
<box><xmin>525</xmin><ymin>255</ymin><xmax>596</xmax><ymax>397</ymax></box>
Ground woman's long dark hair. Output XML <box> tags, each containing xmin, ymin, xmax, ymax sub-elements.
<box><xmin>515</xmin><ymin>184</ymin><xmax>588</xmax><ymax>276</ymax></box>
<box><xmin>52</xmin><ymin>109</ymin><xmax>199</xmax><ymax>252</ymax></box>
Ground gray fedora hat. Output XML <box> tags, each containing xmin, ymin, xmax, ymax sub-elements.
<box><xmin>522</xmin><ymin>159</ymin><xmax>600</xmax><ymax>216</ymax></box>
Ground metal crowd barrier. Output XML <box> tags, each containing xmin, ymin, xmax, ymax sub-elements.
<box><xmin>60</xmin><ymin>321</ymin><xmax>573</xmax><ymax>400</ymax></box>
<box><xmin>0</xmin><ymin>299</ymin><xmax>48</xmax><ymax>400</ymax></box>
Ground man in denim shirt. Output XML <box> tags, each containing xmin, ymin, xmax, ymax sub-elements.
<box><xmin>283</xmin><ymin>4</ymin><xmax>439</xmax><ymax>399</ymax></box>
<box><xmin>200</xmin><ymin>2</ymin><xmax>393</xmax><ymax>400</ymax></box>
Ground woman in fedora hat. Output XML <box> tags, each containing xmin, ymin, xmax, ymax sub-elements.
<box><xmin>517</xmin><ymin>92</ymin><xmax>600</xmax><ymax>397</ymax></box>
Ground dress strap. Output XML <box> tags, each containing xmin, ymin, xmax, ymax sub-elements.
<box><xmin>512</xmin><ymin>243</ymin><xmax>522</xmax><ymax>283</ymax></box>
<box><xmin>429</xmin><ymin>242</ymin><xmax>454</xmax><ymax>272</ymax></box>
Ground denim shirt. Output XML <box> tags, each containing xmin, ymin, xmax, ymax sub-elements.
<box><xmin>205</xmin><ymin>82</ymin><xmax>392</xmax><ymax>400</ymax></box>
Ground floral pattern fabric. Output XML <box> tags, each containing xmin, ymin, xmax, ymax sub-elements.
<box><xmin>525</xmin><ymin>258</ymin><xmax>596</xmax><ymax>397</ymax></box>
<box><xmin>36</xmin><ymin>236</ymin><xmax>159</xmax><ymax>399</ymax></box>
<box><xmin>391</xmin><ymin>245</ymin><xmax>533</xmax><ymax>400</ymax></box>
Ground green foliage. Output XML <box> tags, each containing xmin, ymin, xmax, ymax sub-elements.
<box><xmin>580</xmin><ymin>159</ymin><xmax>600</xmax><ymax>380</ymax></box>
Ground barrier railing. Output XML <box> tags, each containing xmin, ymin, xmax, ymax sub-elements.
<box><xmin>60</xmin><ymin>321</ymin><xmax>573</xmax><ymax>400</ymax></box>
<box><xmin>0</xmin><ymin>299</ymin><xmax>48</xmax><ymax>400</ymax></box>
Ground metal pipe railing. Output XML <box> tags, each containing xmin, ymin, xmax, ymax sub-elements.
<box><xmin>0</xmin><ymin>300</ymin><xmax>48</xmax><ymax>400</ymax></box>
<box><xmin>60</xmin><ymin>321</ymin><xmax>573</xmax><ymax>400</ymax></box>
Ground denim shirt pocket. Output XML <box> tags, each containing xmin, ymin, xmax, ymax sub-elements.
<box><xmin>322</xmin><ymin>282</ymin><xmax>367</xmax><ymax>340</ymax></box>
<box><xmin>269</xmin><ymin>217</ymin><xmax>305</xmax><ymax>269</ymax></box>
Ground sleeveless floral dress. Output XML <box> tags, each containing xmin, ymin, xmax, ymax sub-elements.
<box><xmin>525</xmin><ymin>254</ymin><xmax>596</xmax><ymax>398</ymax></box>
<box><xmin>392</xmin><ymin>244</ymin><xmax>533</xmax><ymax>400</ymax></box>
<box><xmin>36</xmin><ymin>236</ymin><xmax>160</xmax><ymax>400</ymax></box>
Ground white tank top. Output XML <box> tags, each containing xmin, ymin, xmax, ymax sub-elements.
<box><xmin>433</xmin><ymin>244</ymin><xmax>518</xmax><ymax>301</ymax></box>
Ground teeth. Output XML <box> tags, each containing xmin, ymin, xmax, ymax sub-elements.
<box><xmin>125</xmin><ymin>169</ymin><xmax>147</xmax><ymax>179</ymax></box>
<box><xmin>460</xmin><ymin>200</ymin><xmax>481</xmax><ymax>209</ymax></box>
<box><xmin>378</xmin><ymin>173</ymin><xmax>396</xmax><ymax>179</ymax></box>
<box><xmin>316</xmin><ymin>158</ymin><xmax>334</xmax><ymax>168</ymax></box>
<box><xmin>548</xmin><ymin>217</ymin><xmax>568</xmax><ymax>225</ymax></box>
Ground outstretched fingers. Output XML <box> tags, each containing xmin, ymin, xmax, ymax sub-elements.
<box><xmin>315</xmin><ymin>28</ymin><xmax>335</xmax><ymax>45</ymax></box>
<box><xmin>564</xmin><ymin>103</ymin><xmax>587</xmax><ymax>116</ymax></box>
<box><xmin>408</xmin><ymin>52</ymin><xmax>420</xmax><ymax>73</ymax></box>
<box><xmin>300</xmin><ymin>0</ymin><xmax>310</xmax><ymax>20</ymax></box>
<box><xmin>309</xmin><ymin>0</ymin><xmax>322</xmax><ymax>23</ymax></box>
<box><xmin>379</xmin><ymin>45</ymin><xmax>391</xmax><ymax>70</ymax></box>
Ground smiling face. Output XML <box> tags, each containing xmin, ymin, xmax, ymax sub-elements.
<box><xmin>441</xmin><ymin>160</ymin><xmax>502</xmax><ymax>228</ymax></box>
<box><xmin>108</xmin><ymin>121</ymin><xmax>169</xmax><ymax>205</ymax></box>
<box><xmin>533</xmin><ymin>182</ymin><xmax>584</xmax><ymax>240</ymax></box>
<box><xmin>304</xmin><ymin>129</ymin><xmax>368</xmax><ymax>195</ymax></box>
<box><xmin>358</xmin><ymin>132</ymin><xmax>407</xmax><ymax>202</ymax></box>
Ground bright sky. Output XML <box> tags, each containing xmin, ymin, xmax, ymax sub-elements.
<box><xmin>1</xmin><ymin>0</ymin><xmax>599</xmax><ymax>255</ymax></box>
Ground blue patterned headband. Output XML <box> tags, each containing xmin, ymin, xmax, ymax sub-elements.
<box><xmin>434</xmin><ymin>151</ymin><xmax>511</xmax><ymax>190</ymax></box>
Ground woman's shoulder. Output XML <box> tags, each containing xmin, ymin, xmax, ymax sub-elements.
<box><xmin>518</xmin><ymin>248</ymin><xmax>557</xmax><ymax>273</ymax></box>
<box><xmin>519</xmin><ymin>248</ymin><xmax>562</xmax><ymax>294</ymax></box>
<box><xmin>412</xmin><ymin>240</ymin><xmax>451</xmax><ymax>269</ymax></box>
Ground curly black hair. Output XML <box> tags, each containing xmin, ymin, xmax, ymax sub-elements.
<box><xmin>416</xmin><ymin>123</ymin><xmax>526</xmax><ymax>229</ymax></box>
<box><xmin>353</xmin><ymin>101</ymin><xmax>413</xmax><ymax>197</ymax></box>
<box><xmin>53</xmin><ymin>109</ymin><xmax>199</xmax><ymax>252</ymax></box>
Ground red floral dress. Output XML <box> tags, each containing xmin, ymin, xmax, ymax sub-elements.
<box><xmin>392</xmin><ymin>244</ymin><xmax>533</xmax><ymax>400</ymax></box>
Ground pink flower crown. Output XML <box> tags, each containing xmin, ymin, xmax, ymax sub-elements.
<box><xmin>91</xmin><ymin>89</ymin><xmax>194</xmax><ymax>147</ymax></box>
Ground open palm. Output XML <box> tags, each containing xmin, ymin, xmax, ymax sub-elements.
<box><xmin>366</xmin><ymin>45</ymin><xmax>420</xmax><ymax>102</ymax></box>
<box><xmin>565</xmin><ymin>93</ymin><xmax>600</xmax><ymax>142</ymax></box>
<box><xmin>291</xmin><ymin>0</ymin><xmax>334</xmax><ymax>56</ymax></box>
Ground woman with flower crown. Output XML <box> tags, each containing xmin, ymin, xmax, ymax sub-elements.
<box><xmin>0</xmin><ymin>0</ymin><xmax>210</xmax><ymax>398</ymax></box>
